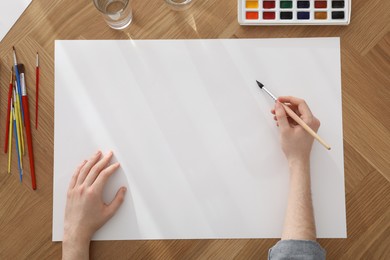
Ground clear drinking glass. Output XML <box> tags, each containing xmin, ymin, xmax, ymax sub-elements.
<box><xmin>93</xmin><ymin>0</ymin><xmax>132</xmax><ymax>30</ymax></box>
<box><xmin>165</xmin><ymin>0</ymin><xmax>194</xmax><ymax>11</ymax></box>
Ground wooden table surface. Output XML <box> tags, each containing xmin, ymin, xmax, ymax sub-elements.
<box><xmin>0</xmin><ymin>0</ymin><xmax>389</xmax><ymax>259</ymax></box>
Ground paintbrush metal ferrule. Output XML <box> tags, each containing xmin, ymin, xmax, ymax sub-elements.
<box><xmin>262</xmin><ymin>86</ymin><xmax>277</xmax><ymax>101</ymax></box>
<box><xmin>36</xmin><ymin>52</ymin><xmax>39</xmax><ymax>67</ymax></box>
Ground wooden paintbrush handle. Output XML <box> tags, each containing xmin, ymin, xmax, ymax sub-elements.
<box><xmin>281</xmin><ymin>103</ymin><xmax>331</xmax><ymax>150</ymax></box>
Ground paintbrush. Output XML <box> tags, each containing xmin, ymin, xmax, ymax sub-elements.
<box><xmin>256</xmin><ymin>80</ymin><xmax>331</xmax><ymax>150</ymax></box>
<box><xmin>35</xmin><ymin>52</ymin><xmax>40</xmax><ymax>129</ymax></box>
<box><xmin>4</xmin><ymin>68</ymin><xmax>14</xmax><ymax>153</ymax></box>
<box><xmin>19</xmin><ymin>64</ymin><xmax>37</xmax><ymax>190</ymax></box>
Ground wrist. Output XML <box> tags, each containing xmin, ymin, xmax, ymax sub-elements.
<box><xmin>287</xmin><ymin>156</ymin><xmax>310</xmax><ymax>172</ymax></box>
<box><xmin>63</xmin><ymin>234</ymin><xmax>91</xmax><ymax>247</ymax></box>
<box><xmin>62</xmin><ymin>229</ymin><xmax>91</xmax><ymax>260</ymax></box>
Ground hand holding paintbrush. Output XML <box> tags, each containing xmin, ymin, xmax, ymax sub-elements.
<box><xmin>257</xmin><ymin>80</ymin><xmax>331</xmax><ymax>151</ymax></box>
<box><xmin>272</xmin><ymin>97</ymin><xmax>322</xmax><ymax>162</ymax></box>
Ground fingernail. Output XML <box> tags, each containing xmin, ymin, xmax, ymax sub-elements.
<box><xmin>123</xmin><ymin>187</ymin><xmax>127</xmax><ymax>192</ymax></box>
<box><xmin>96</xmin><ymin>150</ymin><xmax>101</xmax><ymax>155</ymax></box>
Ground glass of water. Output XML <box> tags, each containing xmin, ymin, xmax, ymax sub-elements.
<box><xmin>165</xmin><ymin>0</ymin><xmax>194</xmax><ymax>11</ymax></box>
<box><xmin>93</xmin><ymin>0</ymin><xmax>133</xmax><ymax>30</ymax></box>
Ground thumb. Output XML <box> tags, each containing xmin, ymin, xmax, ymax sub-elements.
<box><xmin>106</xmin><ymin>187</ymin><xmax>127</xmax><ymax>219</ymax></box>
<box><xmin>275</xmin><ymin>102</ymin><xmax>289</xmax><ymax>130</ymax></box>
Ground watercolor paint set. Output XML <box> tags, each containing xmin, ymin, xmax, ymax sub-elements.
<box><xmin>238</xmin><ymin>0</ymin><xmax>351</xmax><ymax>25</ymax></box>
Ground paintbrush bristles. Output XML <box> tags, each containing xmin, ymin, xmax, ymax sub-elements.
<box><xmin>18</xmin><ymin>64</ymin><xmax>25</xmax><ymax>74</ymax></box>
<box><xmin>12</xmin><ymin>46</ymin><xmax>17</xmax><ymax>65</ymax></box>
<box><xmin>256</xmin><ymin>80</ymin><xmax>264</xmax><ymax>89</ymax></box>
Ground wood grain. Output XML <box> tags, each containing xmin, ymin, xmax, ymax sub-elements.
<box><xmin>1</xmin><ymin>0</ymin><xmax>389</xmax><ymax>259</ymax></box>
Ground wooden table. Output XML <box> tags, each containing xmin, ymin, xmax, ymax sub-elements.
<box><xmin>0</xmin><ymin>0</ymin><xmax>389</xmax><ymax>258</ymax></box>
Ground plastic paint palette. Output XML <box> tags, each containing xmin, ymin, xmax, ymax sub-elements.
<box><xmin>238</xmin><ymin>0</ymin><xmax>351</xmax><ymax>25</ymax></box>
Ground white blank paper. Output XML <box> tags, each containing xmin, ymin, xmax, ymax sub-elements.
<box><xmin>0</xmin><ymin>0</ymin><xmax>32</xmax><ymax>42</ymax></box>
<box><xmin>53</xmin><ymin>38</ymin><xmax>346</xmax><ymax>241</ymax></box>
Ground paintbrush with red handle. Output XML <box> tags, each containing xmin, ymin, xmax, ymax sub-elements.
<box><xmin>19</xmin><ymin>64</ymin><xmax>37</xmax><ymax>190</ymax></box>
<box><xmin>35</xmin><ymin>52</ymin><xmax>40</xmax><ymax>129</ymax></box>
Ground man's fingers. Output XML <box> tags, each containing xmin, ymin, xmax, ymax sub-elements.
<box><xmin>275</xmin><ymin>102</ymin><xmax>290</xmax><ymax>130</ymax></box>
<box><xmin>69</xmin><ymin>160</ymin><xmax>87</xmax><ymax>190</ymax></box>
<box><xmin>278</xmin><ymin>96</ymin><xmax>313</xmax><ymax>124</ymax></box>
<box><xmin>94</xmin><ymin>162</ymin><xmax>121</xmax><ymax>192</ymax></box>
<box><xmin>85</xmin><ymin>151</ymin><xmax>114</xmax><ymax>186</ymax></box>
<box><xmin>278</xmin><ymin>96</ymin><xmax>307</xmax><ymax>113</ymax></box>
<box><xmin>278</xmin><ymin>96</ymin><xmax>304</xmax><ymax>105</ymax></box>
<box><xmin>105</xmin><ymin>187</ymin><xmax>127</xmax><ymax>219</ymax></box>
<box><xmin>77</xmin><ymin>151</ymin><xmax>102</xmax><ymax>185</ymax></box>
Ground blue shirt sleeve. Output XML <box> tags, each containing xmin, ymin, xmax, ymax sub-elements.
<box><xmin>268</xmin><ymin>240</ymin><xmax>326</xmax><ymax>260</ymax></box>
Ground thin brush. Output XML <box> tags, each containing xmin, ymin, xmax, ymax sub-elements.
<box><xmin>19</xmin><ymin>64</ymin><xmax>37</xmax><ymax>190</ymax></box>
<box><xmin>8</xmin><ymin>100</ymin><xmax>13</xmax><ymax>174</ymax></box>
<box><xmin>35</xmin><ymin>52</ymin><xmax>40</xmax><ymax>129</ymax></box>
<box><xmin>4</xmin><ymin>68</ymin><xmax>14</xmax><ymax>153</ymax></box>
